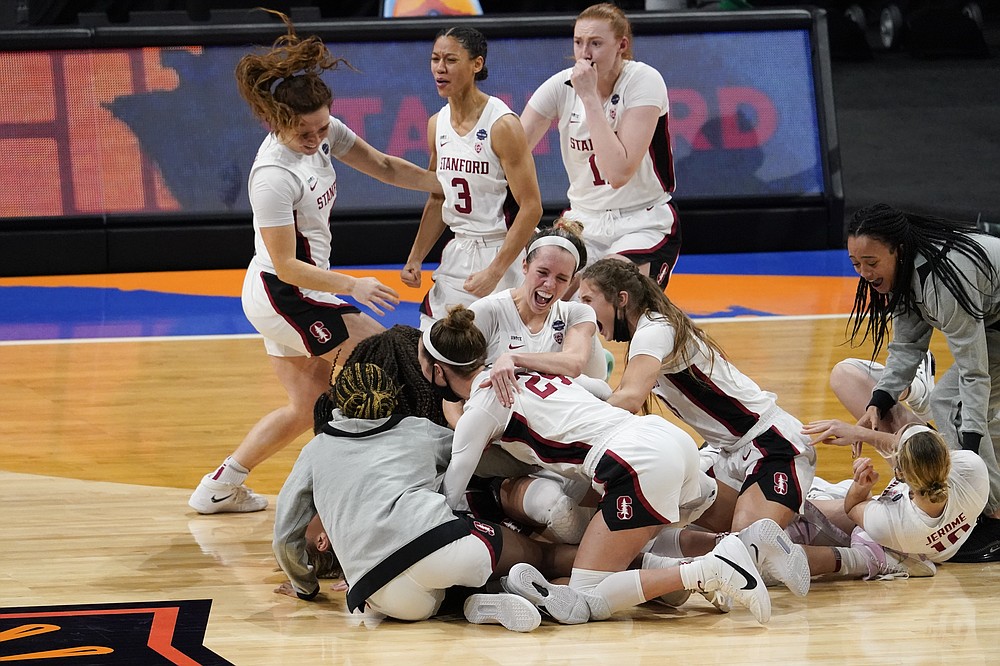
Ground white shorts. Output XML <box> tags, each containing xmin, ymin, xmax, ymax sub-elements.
<box><xmin>712</xmin><ymin>411</ymin><xmax>817</xmax><ymax>513</ymax></box>
<box><xmin>365</xmin><ymin>534</ymin><xmax>495</xmax><ymax>621</ymax></box>
<box><xmin>587</xmin><ymin>415</ymin><xmax>717</xmax><ymax>530</ymax></box>
<box><xmin>564</xmin><ymin>194</ymin><xmax>680</xmax><ymax>287</ymax></box>
<box><xmin>419</xmin><ymin>233</ymin><xmax>525</xmax><ymax>331</ymax></box>
<box><xmin>242</xmin><ymin>261</ymin><xmax>360</xmax><ymax>357</ymax></box>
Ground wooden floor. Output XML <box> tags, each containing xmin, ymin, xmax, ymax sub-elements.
<box><xmin>3</xmin><ymin>316</ymin><xmax>998</xmax><ymax>664</ymax></box>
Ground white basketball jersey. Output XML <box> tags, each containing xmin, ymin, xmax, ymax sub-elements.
<box><xmin>863</xmin><ymin>451</ymin><xmax>989</xmax><ymax>562</ymax></box>
<box><xmin>466</xmin><ymin>370</ymin><xmax>634</xmax><ymax>480</ymax></box>
<box><xmin>527</xmin><ymin>60</ymin><xmax>672</xmax><ymax>212</ymax></box>
<box><xmin>470</xmin><ymin>289</ymin><xmax>598</xmax><ymax>364</ymax></box>
<box><xmin>435</xmin><ymin>96</ymin><xmax>514</xmax><ymax>236</ymax></box>
<box><xmin>629</xmin><ymin>313</ymin><xmax>807</xmax><ymax>453</ymax></box>
<box><xmin>247</xmin><ymin>115</ymin><xmax>356</xmax><ymax>272</ymax></box>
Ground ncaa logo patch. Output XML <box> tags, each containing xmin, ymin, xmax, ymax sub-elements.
<box><xmin>322</xmin><ymin>143</ymin><xmax>329</xmax><ymax>155</ymax></box>
<box><xmin>476</xmin><ymin>128</ymin><xmax>488</xmax><ymax>140</ymax></box>
<box><xmin>773</xmin><ymin>472</ymin><xmax>789</xmax><ymax>496</ymax></box>
<box><xmin>616</xmin><ymin>496</ymin><xmax>633</xmax><ymax>521</ymax></box>
<box><xmin>552</xmin><ymin>319</ymin><xmax>566</xmax><ymax>332</ymax></box>
<box><xmin>309</xmin><ymin>322</ymin><xmax>332</xmax><ymax>344</ymax></box>
<box><xmin>473</xmin><ymin>520</ymin><xmax>496</xmax><ymax>537</ymax></box>
<box><xmin>610</xmin><ymin>94</ymin><xmax>620</xmax><ymax>105</ymax></box>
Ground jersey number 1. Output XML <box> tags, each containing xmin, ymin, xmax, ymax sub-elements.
<box><xmin>588</xmin><ymin>154</ymin><xmax>606</xmax><ymax>187</ymax></box>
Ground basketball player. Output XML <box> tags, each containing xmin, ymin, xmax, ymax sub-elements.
<box><xmin>418</xmin><ymin>306</ymin><xmax>812</xmax><ymax>624</ymax></box>
<box><xmin>273</xmin><ymin>363</ymin><xmax>576</xmax><ymax>632</ymax></box>
<box><xmin>799</xmin><ymin>422</ymin><xmax>988</xmax><ymax>578</ymax></box>
<box><xmin>577</xmin><ymin>258</ymin><xmax>817</xmax><ymax>543</ymax></box>
<box><xmin>519</xmin><ymin>3</ymin><xmax>680</xmax><ymax>289</ymax></box>
<box><xmin>188</xmin><ymin>12</ymin><xmax>441</xmax><ymax>515</ymax></box>
<box><xmin>401</xmin><ymin>26</ymin><xmax>542</xmax><ymax>330</ymax></box>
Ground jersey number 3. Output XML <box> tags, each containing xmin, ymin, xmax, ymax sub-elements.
<box><xmin>452</xmin><ymin>177</ymin><xmax>473</xmax><ymax>214</ymax></box>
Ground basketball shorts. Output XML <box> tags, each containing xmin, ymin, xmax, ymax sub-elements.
<box><xmin>419</xmin><ymin>233</ymin><xmax>525</xmax><ymax>330</ymax></box>
<box><xmin>242</xmin><ymin>266</ymin><xmax>359</xmax><ymax>357</ymax></box>
<box><xmin>563</xmin><ymin>194</ymin><xmax>681</xmax><ymax>288</ymax></box>
<box><xmin>589</xmin><ymin>415</ymin><xmax>717</xmax><ymax>531</ymax></box>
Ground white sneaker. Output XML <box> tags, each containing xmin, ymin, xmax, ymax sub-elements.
<box><xmin>188</xmin><ymin>474</ymin><xmax>268</xmax><ymax>514</ymax></box>
<box><xmin>501</xmin><ymin>563</ymin><xmax>592</xmax><ymax>624</ymax></box>
<box><xmin>903</xmin><ymin>351</ymin><xmax>935</xmax><ymax>420</ymax></box>
<box><xmin>738</xmin><ymin>518</ymin><xmax>811</xmax><ymax>597</ymax></box>
<box><xmin>702</xmin><ymin>534</ymin><xmax>771</xmax><ymax>623</ymax></box>
<box><xmin>851</xmin><ymin>528</ymin><xmax>909</xmax><ymax>580</ymax></box>
<box><xmin>699</xmin><ymin>589</ymin><xmax>732</xmax><ymax>613</ymax></box>
<box><xmin>806</xmin><ymin>476</ymin><xmax>853</xmax><ymax>501</ymax></box>
<box><xmin>463</xmin><ymin>593</ymin><xmax>541</xmax><ymax>632</ymax></box>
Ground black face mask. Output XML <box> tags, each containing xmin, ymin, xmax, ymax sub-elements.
<box><xmin>430</xmin><ymin>367</ymin><xmax>463</xmax><ymax>403</ymax></box>
<box><xmin>612</xmin><ymin>308</ymin><xmax>632</xmax><ymax>342</ymax></box>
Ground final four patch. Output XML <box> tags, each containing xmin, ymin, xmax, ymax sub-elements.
<box><xmin>0</xmin><ymin>599</ymin><xmax>232</xmax><ymax>665</ymax></box>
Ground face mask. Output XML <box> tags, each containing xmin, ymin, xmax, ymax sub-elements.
<box><xmin>430</xmin><ymin>366</ymin><xmax>463</xmax><ymax>403</ymax></box>
<box><xmin>612</xmin><ymin>307</ymin><xmax>632</xmax><ymax>343</ymax></box>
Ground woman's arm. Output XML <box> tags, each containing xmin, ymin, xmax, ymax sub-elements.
<box><xmin>402</xmin><ymin>114</ymin><xmax>447</xmax><ymax>290</ymax></box>
<box><xmin>261</xmin><ymin>224</ymin><xmax>398</xmax><ymax>315</ymax></box>
<box><xmin>486</xmin><ymin>321</ymin><xmax>598</xmax><ymax>407</ymax></box>
<box><xmin>463</xmin><ymin>114</ymin><xmax>542</xmax><ymax>299</ymax></box>
<box><xmin>519</xmin><ymin>104</ymin><xmax>554</xmax><ymax>152</ymax></box>
<box><xmin>607</xmin><ymin>352</ymin><xmax>661</xmax><ymax>414</ymax></box>
<box><xmin>337</xmin><ymin>135</ymin><xmax>443</xmax><ymax>194</ymax></box>
<box><xmin>844</xmin><ymin>456</ymin><xmax>879</xmax><ymax>525</ymax></box>
<box><xmin>442</xmin><ymin>406</ymin><xmax>503</xmax><ymax>510</ymax></box>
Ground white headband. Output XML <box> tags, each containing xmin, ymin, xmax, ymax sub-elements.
<box><xmin>899</xmin><ymin>424</ymin><xmax>934</xmax><ymax>445</ymax></box>
<box><xmin>527</xmin><ymin>236</ymin><xmax>580</xmax><ymax>271</ymax></box>
<box><xmin>422</xmin><ymin>327</ymin><xmax>480</xmax><ymax>367</ymax></box>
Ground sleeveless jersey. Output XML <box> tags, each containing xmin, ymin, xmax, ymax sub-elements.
<box><xmin>470</xmin><ymin>289</ymin><xmax>599</xmax><ymax>365</ymax></box>
<box><xmin>527</xmin><ymin>60</ymin><xmax>673</xmax><ymax>212</ymax></box>
<box><xmin>247</xmin><ymin>115</ymin><xmax>357</xmax><ymax>273</ymax></box>
<box><xmin>435</xmin><ymin>96</ymin><xmax>515</xmax><ymax>236</ymax></box>
<box><xmin>628</xmin><ymin>313</ymin><xmax>808</xmax><ymax>454</ymax></box>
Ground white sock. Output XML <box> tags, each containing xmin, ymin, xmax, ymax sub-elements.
<box><xmin>642</xmin><ymin>552</ymin><xmax>686</xmax><ymax>569</ymax></box>
<box><xmin>570</xmin><ymin>568</ymin><xmax>643</xmax><ymax>616</ymax></box>
<box><xmin>833</xmin><ymin>546</ymin><xmax>869</xmax><ymax>577</ymax></box>
<box><xmin>211</xmin><ymin>456</ymin><xmax>249</xmax><ymax>486</ymax></box>
<box><xmin>678</xmin><ymin>557</ymin><xmax>710</xmax><ymax>591</ymax></box>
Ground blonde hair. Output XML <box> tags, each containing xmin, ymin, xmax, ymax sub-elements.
<box><xmin>896</xmin><ymin>429</ymin><xmax>951</xmax><ymax>504</ymax></box>
<box><xmin>577</xmin><ymin>3</ymin><xmax>634</xmax><ymax>60</ymax></box>
<box><xmin>332</xmin><ymin>363</ymin><xmax>400</xmax><ymax>420</ymax></box>
<box><xmin>234</xmin><ymin>10</ymin><xmax>352</xmax><ymax>137</ymax></box>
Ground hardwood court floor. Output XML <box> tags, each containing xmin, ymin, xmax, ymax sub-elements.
<box><xmin>1</xmin><ymin>260</ymin><xmax>997</xmax><ymax>664</ymax></box>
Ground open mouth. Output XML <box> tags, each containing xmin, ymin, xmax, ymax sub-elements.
<box><xmin>532</xmin><ymin>290</ymin><xmax>554</xmax><ymax>309</ymax></box>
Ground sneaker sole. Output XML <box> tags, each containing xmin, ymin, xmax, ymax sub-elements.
<box><xmin>741</xmin><ymin>519</ymin><xmax>811</xmax><ymax>597</ymax></box>
<box><xmin>502</xmin><ymin>564</ymin><xmax>590</xmax><ymax>625</ymax></box>
<box><xmin>464</xmin><ymin>594</ymin><xmax>541</xmax><ymax>632</ymax></box>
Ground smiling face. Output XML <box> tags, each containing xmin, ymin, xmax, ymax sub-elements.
<box><xmin>430</xmin><ymin>35</ymin><xmax>481</xmax><ymax>98</ymax></box>
<box><xmin>519</xmin><ymin>246</ymin><xmax>577</xmax><ymax>316</ymax></box>
<box><xmin>280</xmin><ymin>106</ymin><xmax>330</xmax><ymax>156</ymax></box>
<box><xmin>573</xmin><ymin>18</ymin><xmax>626</xmax><ymax>74</ymax></box>
<box><xmin>848</xmin><ymin>234</ymin><xmax>898</xmax><ymax>294</ymax></box>
<box><xmin>578</xmin><ymin>278</ymin><xmax>620</xmax><ymax>341</ymax></box>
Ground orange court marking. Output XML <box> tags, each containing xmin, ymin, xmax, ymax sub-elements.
<box><xmin>0</xmin><ymin>270</ymin><xmax>860</xmax><ymax>317</ymax></box>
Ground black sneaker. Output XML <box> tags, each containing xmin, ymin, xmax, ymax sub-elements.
<box><xmin>948</xmin><ymin>516</ymin><xmax>1000</xmax><ymax>563</ymax></box>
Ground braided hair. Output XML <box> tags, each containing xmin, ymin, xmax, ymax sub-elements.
<box><xmin>312</xmin><ymin>325</ymin><xmax>446</xmax><ymax>433</ymax></box>
<box><xmin>332</xmin><ymin>363</ymin><xmax>400</xmax><ymax>420</ymax></box>
<box><xmin>436</xmin><ymin>26</ymin><xmax>489</xmax><ymax>81</ymax></box>
<box><xmin>848</xmin><ymin>203</ymin><xmax>996</xmax><ymax>356</ymax></box>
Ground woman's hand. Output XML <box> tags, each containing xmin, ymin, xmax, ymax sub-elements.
<box><xmin>464</xmin><ymin>267</ymin><xmax>503</xmax><ymax>299</ymax></box>
<box><xmin>852</xmin><ymin>456</ymin><xmax>880</xmax><ymax>489</ymax></box>
<box><xmin>481</xmin><ymin>353</ymin><xmax>520</xmax><ymax>407</ymax></box>
<box><xmin>400</xmin><ymin>262</ymin><xmax>422</xmax><ymax>289</ymax></box>
<box><xmin>802</xmin><ymin>419</ymin><xmax>864</xmax><ymax>447</ymax></box>
<box><xmin>351</xmin><ymin>277</ymin><xmax>399</xmax><ymax>316</ymax></box>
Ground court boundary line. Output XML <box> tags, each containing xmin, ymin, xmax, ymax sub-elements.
<box><xmin>0</xmin><ymin>313</ymin><xmax>853</xmax><ymax>347</ymax></box>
